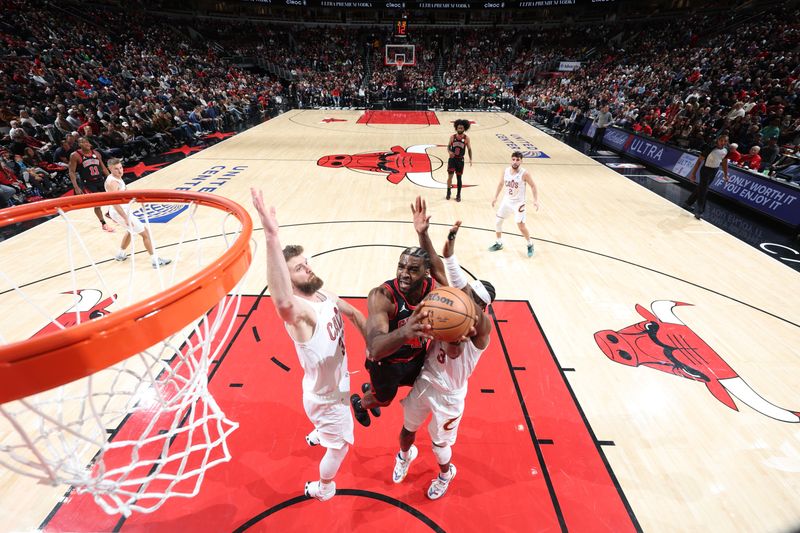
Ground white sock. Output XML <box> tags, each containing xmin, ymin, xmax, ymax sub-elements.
<box><xmin>320</xmin><ymin>480</ymin><xmax>334</xmax><ymax>490</ymax></box>
<box><xmin>117</xmin><ymin>249</ymin><xmax>125</xmax><ymax>256</ymax></box>
<box><xmin>399</xmin><ymin>449</ymin><xmax>410</xmax><ymax>460</ymax></box>
<box><xmin>527</xmin><ymin>239</ymin><xmax>533</xmax><ymax>246</ymax></box>
<box><xmin>496</xmin><ymin>239</ymin><xmax>503</xmax><ymax>246</ymax></box>
<box><xmin>439</xmin><ymin>468</ymin><xmax>452</xmax><ymax>480</ymax></box>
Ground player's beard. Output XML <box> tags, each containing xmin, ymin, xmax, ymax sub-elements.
<box><xmin>296</xmin><ymin>275</ymin><xmax>324</xmax><ymax>295</ymax></box>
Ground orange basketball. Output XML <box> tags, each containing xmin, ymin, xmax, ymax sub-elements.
<box><xmin>418</xmin><ymin>286</ymin><xmax>476</xmax><ymax>343</ymax></box>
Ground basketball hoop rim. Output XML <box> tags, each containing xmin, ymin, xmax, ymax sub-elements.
<box><xmin>0</xmin><ymin>190</ymin><xmax>253</xmax><ymax>404</ymax></box>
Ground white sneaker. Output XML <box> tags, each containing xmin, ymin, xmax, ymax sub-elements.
<box><xmin>427</xmin><ymin>464</ymin><xmax>457</xmax><ymax>500</ymax></box>
<box><xmin>114</xmin><ymin>251</ymin><xmax>129</xmax><ymax>262</ymax></box>
<box><xmin>304</xmin><ymin>480</ymin><xmax>336</xmax><ymax>502</ymax></box>
<box><xmin>305</xmin><ymin>429</ymin><xmax>320</xmax><ymax>447</ymax></box>
<box><xmin>392</xmin><ymin>444</ymin><xmax>418</xmax><ymax>484</ymax></box>
<box><xmin>151</xmin><ymin>257</ymin><xmax>172</xmax><ymax>269</ymax></box>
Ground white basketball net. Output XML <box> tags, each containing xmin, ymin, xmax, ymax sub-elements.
<box><xmin>0</xmin><ymin>198</ymin><xmax>250</xmax><ymax>516</ymax></box>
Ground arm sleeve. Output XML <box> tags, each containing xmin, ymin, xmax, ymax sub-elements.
<box><xmin>443</xmin><ymin>255</ymin><xmax>468</xmax><ymax>289</ymax></box>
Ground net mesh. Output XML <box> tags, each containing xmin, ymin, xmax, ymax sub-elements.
<box><xmin>0</xmin><ymin>196</ymin><xmax>249</xmax><ymax>516</ymax></box>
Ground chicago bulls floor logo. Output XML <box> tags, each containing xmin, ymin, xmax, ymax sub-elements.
<box><xmin>31</xmin><ymin>289</ymin><xmax>116</xmax><ymax>338</ymax></box>
<box><xmin>317</xmin><ymin>144</ymin><xmax>474</xmax><ymax>190</ymax></box>
<box><xmin>594</xmin><ymin>300</ymin><xmax>799</xmax><ymax>423</ymax></box>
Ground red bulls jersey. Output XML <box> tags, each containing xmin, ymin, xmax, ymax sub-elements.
<box><xmin>76</xmin><ymin>150</ymin><xmax>103</xmax><ymax>183</ymax></box>
<box><xmin>383</xmin><ymin>277</ymin><xmax>435</xmax><ymax>363</ymax></box>
<box><xmin>449</xmin><ymin>134</ymin><xmax>467</xmax><ymax>159</ymax></box>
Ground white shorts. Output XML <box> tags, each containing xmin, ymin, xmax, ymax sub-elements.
<box><xmin>496</xmin><ymin>201</ymin><xmax>526</xmax><ymax>224</ymax></box>
<box><xmin>303</xmin><ymin>394</ymin><xmax>354</xmax><ymax>449</ymax></box>
<box><xmin>109</xmin><ymin>208</ymin><xmax>145</xmax><ymax>234</ymax></box>
<box><xmin>401</xmin><ymin>379</ymin><xmax>466</xmax><ymax>447</ymax></box>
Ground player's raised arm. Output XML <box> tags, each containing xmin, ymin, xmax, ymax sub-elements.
<box><xmin>411</xmin><ymin>196</ymin><xmax>448</xmax><ymax>286</ymax></box>
<box><xmin>251</xmin><ymin>188</ymin><xmax>301</xmax><ymax>325</ymax></box>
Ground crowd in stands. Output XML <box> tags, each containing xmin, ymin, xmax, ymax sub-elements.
<box><xmin>2</xmin><ymin>0</ymin><xmax>799</xmax><ymax>210</ymax></box>
<box><xmin>0</xmin><ymin>0</ymin><xmax>280</xmax><ymax>207</ymax></box>
<box><xmin>520</xmin><ymin>6</ymin><xmax>800</xmax><ymax>176</ymax></box>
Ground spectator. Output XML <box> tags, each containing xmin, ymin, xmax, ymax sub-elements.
<box><xmin>739</xmin><ymin>145</ymin><xmax>763</xmax><ymax>171</ymax></box>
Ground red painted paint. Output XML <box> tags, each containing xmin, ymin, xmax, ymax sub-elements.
<box><xmin>43</xmin><ymin>298</ymin><xmax>636</xmax><ymax>532</ymax></box>
<box><xmin>356</xmin><ymin>111</ymin><xmax>439</xmax><ymax>125</ymax></box>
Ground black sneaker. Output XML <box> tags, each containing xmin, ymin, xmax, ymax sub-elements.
<box><xmin>350</xmin><ymin>394</ymin><xmax>371</xmax><ymax>427</ymax></box>
<box><xmin>446</xmin><ymin>192</ymin><xmax>451</xmax><ymax>200</ymax></box>
<box><xmin>455</xmin><ymin>196</ymin><xmax>461</xmax><ymax>202</ymax></box>
<box><xmin>361</xmin><ymin>383</ymin><xmax>381</xmax><ymax>417</ymax></box>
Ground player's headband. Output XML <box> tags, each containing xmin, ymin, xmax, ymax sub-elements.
<box><xmin>470</xmin><ymin>280</ymin><xmax>492</xmax><ymax>306</ymax></box>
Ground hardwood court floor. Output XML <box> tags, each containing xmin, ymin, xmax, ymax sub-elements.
<box><xmin>1</xmin><ymin>110</ymin><xmax>799</xmax><ymax>532</ymax></box>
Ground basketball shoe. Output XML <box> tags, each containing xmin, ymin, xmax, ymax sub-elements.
<box><xmin>305</xmin><ymin>480</ymin><xmax>336</xmax><ymax>502</ymax></box>
<box><xmin>427</xmin><ymin>464</ymin><xmax>457</xmax><ymax>500</ymax></box>
<box><xmin>350</xmin><ymin>394</ymin><xmax>371</xmax><ymax>427</ymax></box>
<box><xmin>488</xmin><ymin>242</ymin><xmax>503</xmax><ymax>251</ymax></box>
<box><xmin>305</xmin><ymin>429</ymin><xmax>320</xmax><ymax>446</ymax></box>
<box><xmin>152</xmin><ymin>257</ymin><xmax>172</xmax><ymax>269</ymax></box>
<box><xmin>392</xmin><ymin>444</ymin><xmax>418</xmax><ymax>483</ymax></box>
<box><xmin>527</xmin><ymin>243</ymin><xmax>534</xmax><ymax>257</ymax></box>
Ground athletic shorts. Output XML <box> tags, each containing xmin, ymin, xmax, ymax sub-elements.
<box><xmin>302</xmin><ymin>393</ymin><xmax>354</xmax><ymax>449</ymax></box>
<box><xmin>80</xmin><ymin>179</ymin><xmax>105</xmax><ymax>194</ymax></box>
<box><xmin>108</xmin><ymin>207</ymin><xmax>145</xmax><ymax>234</ymax></box>
<box><xmin>365</xmin><ymin>355</ymin><xmax>425</xmax><ymax>404</ymax></box>
<box><xmin>447</xmin><ymin>158</ymin><xmax>465</xmax><ymax>175</ymax></box>
<box><xmin>401</xmin><ymin>379</ymin><xmax>466</xmax><ymax>446</ymax></box>
<box><xmin>496</xmin><ymin>201</ymin><xmax>526</xmax><ymax>224</ymax></box>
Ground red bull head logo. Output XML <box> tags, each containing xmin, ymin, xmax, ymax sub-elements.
<box><xmin>317</xmin><ymin>144</ymin><xmax>459</xmax><ymax>189</ymax></box>
<box><xmin>595</xmin><ymin>300</ymin><xmax>799</xmax><ymax>423</ymax></box>
<box><xmin>32</xmin><ymin>289</ymin><xmax>116</xmax><ymax>338</ymax></box>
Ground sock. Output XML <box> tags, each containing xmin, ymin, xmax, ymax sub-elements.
<box><xmin>439</xmin><ymin>468</ymin><xmax>452</xmax><ymax>481</ymax></box>
<box><xmin>496</xmin><ymin>239</ymin><xmax>503</xmax><ymax>246</ymax></box>
<box><xmin>117</xmin><ymin>249</ymin><xmax>125</xmax><ymax>257</ymax></box>
<box><xmin>320</xmin><ymin>480</ymin><xmax>334</xmax><ymax>490</ymax></box>
<box><xmin>527</xmin><ymin>239</ymin><xmax>533</xmax><ymax>246</ymax></box>
<box><xmin>399</xmin><ymin>449</ymin><xmax>410</xmax><ymax>460</ymax></box>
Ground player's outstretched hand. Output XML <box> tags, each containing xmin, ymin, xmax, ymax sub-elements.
<box><xmin>443</xmin><ymin>220</ymin><xmax>462</xmax><ymax>258</ymax></box>
<box><xmin>411</xmin><ymin>195</ymin><xmax>431</xmax><ymax>234</ymax></box>
<box><xmin>251</xmin><ymin>188</ymin><xmax>279</xmax><ymax>237</ymax></box>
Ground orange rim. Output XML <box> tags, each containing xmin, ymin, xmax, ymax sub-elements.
<box><xmin>0</xmin><ymin>191</ymin><xmax>253</xmax><ymax>404</ymax></box>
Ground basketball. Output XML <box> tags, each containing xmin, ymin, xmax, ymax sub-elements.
<box><xmin>418</xmin><ymin>286</ymin><xmax>476</xmax><ymax>342</ymax></box>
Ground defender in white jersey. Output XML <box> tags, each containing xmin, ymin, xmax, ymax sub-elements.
<box><xmin>251</xmin><ymin>188</ymin><xmax>367</xmax><ymax>502</ymax></box>
<box><xmin>392</xmin><ymin>219</ymin><xmax>496</xmax><ymax>500</ymax></box>
<box><xmin>489</xmin><ymin>151</ymin><xmax>539</xmax><ymax>257</ymax></box>
<box><xmin>103</xmin><ymin>158</ymin><xmax>170</xmax><ymax>269</ymax></box>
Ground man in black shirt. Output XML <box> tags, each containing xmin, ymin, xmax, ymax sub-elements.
<box><xmin>684</xmin><ymin>134</ymin><xmax>730</xmax><ymax>220</ymax></box>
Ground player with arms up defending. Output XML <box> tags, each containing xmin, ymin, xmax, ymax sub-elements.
<box><xmin>251</xmin><ymin>188</ymin><xmax>367</xmax><ymax>502</ymax></box>
<box><xmin>392</xmin><ymin>219</ymin><xmax>495</xmax><ymax>500</ymax></box>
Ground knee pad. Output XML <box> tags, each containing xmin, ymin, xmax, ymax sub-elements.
<box><xmin>431</xmin><ymin>443</ymin><xmax>452</xmax><ymax>465</ymax></box>
<box><xmin>495</xmin><ymin>217</ymin><xmax>504</xmax><ymax>233</ymax></box>
<box><xmin>319</xmin><ymin>443</ymin><xmax>349</xmax><ymax>480</ymax></box>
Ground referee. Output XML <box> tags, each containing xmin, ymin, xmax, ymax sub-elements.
<box><xmin>684</xmin><ymin>134</ymin><xmax>731</xmax><ymax>220</ymax></box>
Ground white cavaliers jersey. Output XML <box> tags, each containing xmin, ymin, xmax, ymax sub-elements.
<box><xmin>419</xmin><ymin>339</ymin><xmax>487</xmax><ymax>395</ymax></box>
<box><xmin>502</xmin><ymin>166</ymin><xmax>527</xmax><ymax>204</ymax></box>
<box><xmin>289</xmin><ymin>291</ymin><xmax>350</xmax><ymax>401</ymax></box>
<box><xmin>105</xmin><ymin>175</ymin><xmax>129</xmax><ymax>214</ymax></box>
